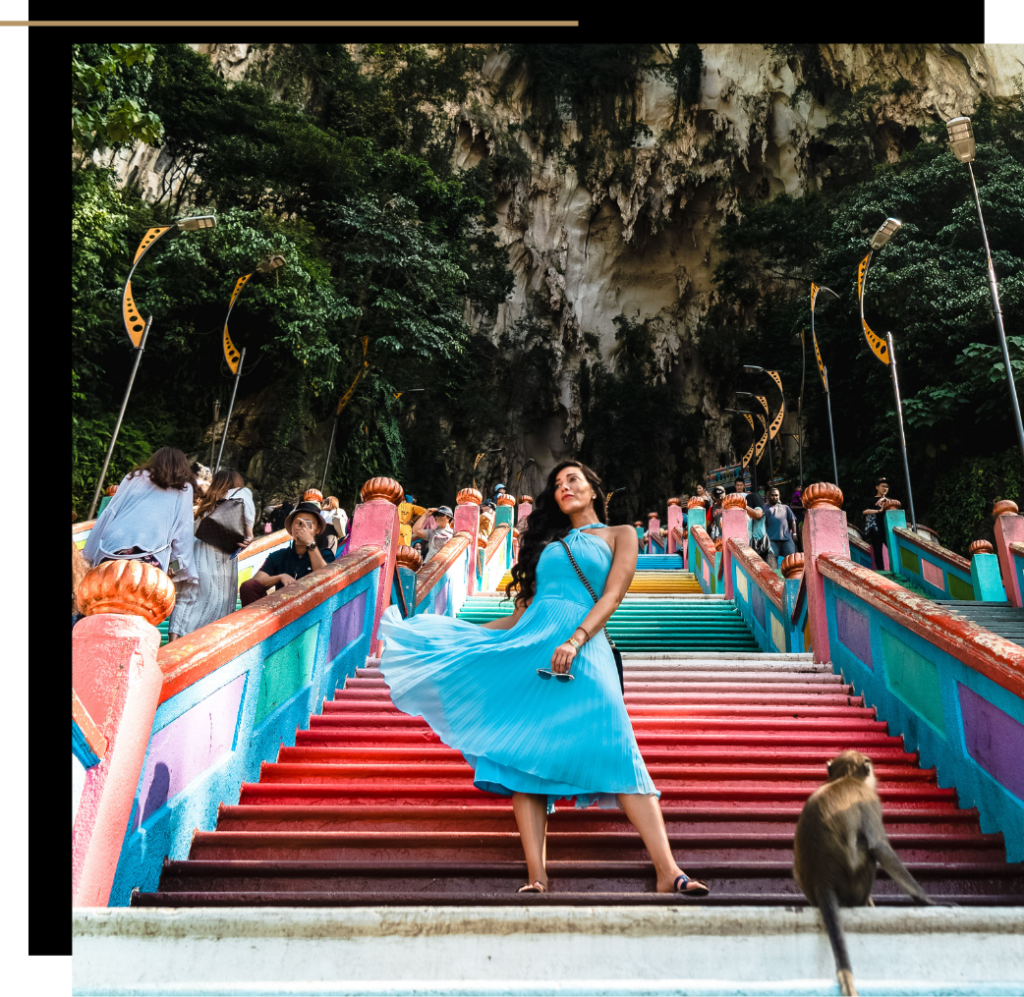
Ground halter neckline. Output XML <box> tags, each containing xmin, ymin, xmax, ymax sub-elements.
<box><xmin>568</xmin><ymin>522</ymin><xmax>608</xmax><ymax>532</ymax></box>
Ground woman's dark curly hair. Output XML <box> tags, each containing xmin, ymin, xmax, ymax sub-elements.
<box><xmin>506</xmin><ymin>460</ymin><xmax>606</xmax><ymax>608</ymax></box>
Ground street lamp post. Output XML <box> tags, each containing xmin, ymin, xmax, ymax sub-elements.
<box><xmin>216</xmin><ymin>254</ymin><xmax>285</xmax><ymax>473</ymax></box>
<box><xmin>947</xmin><ymin>116</ymin><xmax>1024</xmax><ymax>476</ymax></box>
<box><xmin>724</xmin><ymin>408</ymin><xmax>761</xmax><ymax>494</ymax></box>
<box><xmin>858</xmin><ymin>217</ymin><xmax>917</xmax><ymax>532</ymax></box>
<box><xmin>515</xmin><ymin>458</ymin><xmax>537</xmax><ymax>498</ymax></box>
<box><xmin>736</xmin><ymin>390</ymin><xmax>775</xmax><ymax>485</ymax></box>
<box><xmin>87</xmin><ymin>214</ymin><xmax>217</xmax><ymax>519</ymax></box>
<box><xmin>810</xmin><ymin>285</ymin><xmax>840</xmax><ymax>487</ymax></box>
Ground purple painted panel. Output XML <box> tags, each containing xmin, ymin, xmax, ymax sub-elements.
<box><xmin>959</xmin><ymin>683</ymin><xmax>1024</xmax><ymax>801</ymax></box>
<box><xmin>135</xmin><ymin>673</ymin><xmax>246</xmax><ymax>827</ymax></box>
<box><xmin>751</xmin><ymin>585</ymin><xmax>765</xmax><ymax>629</ymax></box>
<box><xmin>329</xmin><ymin>590</ymin><xmax>367</xmax><ymax>660</ymax></box>
<box><xmin>434</xmin><ymin>581</ymin><xmax>448</xmax><ymax>616</ymax></box>
<box><xmin>836</xmin><ymin>598</ymin><xmax>873</xmax><ymax>670</ymax></box>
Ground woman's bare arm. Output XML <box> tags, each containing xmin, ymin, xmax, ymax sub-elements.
<box><xmin>479</xmin><ymin>601</ymin><xmax>528</xmax><ymax>629</ymax></box>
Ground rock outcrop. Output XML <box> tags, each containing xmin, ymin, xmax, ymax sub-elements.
<box><xmin>98</xmin><ymin>43</ymin><xmax>1024</xmax><ymax>488</ymax></box>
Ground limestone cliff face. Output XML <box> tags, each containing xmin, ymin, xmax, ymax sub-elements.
<box><xmin>100</xmin><ymin>43</ymin><xmax>1024</xmax><ymax>493</ymax></box>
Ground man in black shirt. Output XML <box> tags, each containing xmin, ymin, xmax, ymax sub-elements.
<box><xmin>240</xmin><ymin>501</ymin><xmax>336</xmax><ymax>605</ymax></box>
<box><xmin>862</xmin><ymin>477</ymin><xmax>892</xmax><ymax>569</ymax></box>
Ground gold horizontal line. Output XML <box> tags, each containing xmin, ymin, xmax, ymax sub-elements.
<box><xmin>1</xmin><ymin>20</ymin><xmax>579</xmax><ymax>26</ymax></box>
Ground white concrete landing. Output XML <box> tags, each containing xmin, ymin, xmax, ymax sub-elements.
<box><xmin>72</xmin><ymin>905</ymin><xmax>1024</xmax><ymax>996</ymax></box>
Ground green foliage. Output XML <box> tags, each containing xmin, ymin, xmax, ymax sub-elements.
<box><xmin>72</xmin><ymin>43</ymin><xmax>164</xmax><ymax>153</ymax></box>
<box><xmin>71</xmin><ymin>43</ymin><xmax>515</xmax><ymax>511</ymax></box>
<box><xmin>706</xmin><ymin>82</ymin><xmax>1024</xmax><ymax>544</ymax></box>
<box><xmin>929</xmin><ymin>447</ymin><xmax>1022</xmax><ymax>555</ymax></box>
<box><xmin>502</xmin><ymin>44</ymin><xmax>702</xmax><ymax>187</ymax></box>
<box><xmin>578</xmin><ymin>316</ymin><xmax>704</xmax><ymax>520</ymax></box>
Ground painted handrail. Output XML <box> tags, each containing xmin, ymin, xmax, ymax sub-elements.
<box><xmin>817</xmin><ymin>547</ymin><xmax>1024</xmax><ymax>863</ymax></box>
<box><xmin>483</xmin><ymin>524</ymin><xmax>511</xmax><ymax>566</ymax></box>
<box><xmin>893</xmin><ymin>527</ymin><xmax>970</xmax><ymax>574</ymax></box>
<box><xmin>73</xmin><ymin>518</ymin><xmax>97</xmax><ymax>534</ymax></box>
<box><xmin>817</xmin><ymin>552</ymin><xmax>1023</xmax><ymax>699</ymax></box>
<box><xmin>689</xmin><ymin>524</ymin><xmax>719</xmax><ymax>594</ymax></box>
<box><xmin>157</xmin><ymin>545</ymin><xmax>385</xmax><ymax>702</ymax></box>
<box><xmin>415</xmin><ymin>532</ymin><xmax>472</xmax><ymax>606</ymax></box>
<box><xmin>727</xmin><ymin>538</ymin><xmax>784</xmax><ymax>612</ymax></box>
<box><xmin>848</xmin><ymin>534</ymin><xmax>875</xmax><ymax>568</ymax></box>
<box><xmin>238</xmin><ymin>528</ymin><xmax>291</xmax><ymax>560</ymax></box>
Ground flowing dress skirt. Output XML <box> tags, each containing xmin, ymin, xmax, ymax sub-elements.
<box><xmin>378</xmin><ymin>527</ymin><xmax>658</xmax><ymax>812</ymax></box>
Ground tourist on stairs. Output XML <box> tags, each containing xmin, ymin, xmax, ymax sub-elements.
<box><xmin>735</xmin><ymin>479</ymin><xmax>770</xmax><ymax>565</ymax></box>
<box><xmin>413</xmin><ymin>505</ymin><xmax>454</xmax><ymax>563</ymax></box>
<box><xmin>239</xmin><ymin>502</ymin><xmax>335</xmax><ymax>606</ymax></box>
<box><xmin>378</xmin><ymin>460</ymin><xmax>711</xmax><ymax>898</ymax></box>
<box><xmin>861</xmin><ymin>476</ymin><xmax>892</xmax><ymax>570</ymax></box>
<box><xmin>167</xmin><ymin>468</ymin><xmax>254</xmax><ymax>641</ymax></box>
<box><xmin>318</xmin><ymin>496</ymin><xmax>348</xmax><ymax>555</ymax></box>
<box><xmin>765</xmin><ymin>487</ymin><xmax>798</xmax><ymax>567</ymax></box>
<box><xmin>83</xmin><ymin>446</ymin><xmax>198</xmax><ymax>585</ymax></box>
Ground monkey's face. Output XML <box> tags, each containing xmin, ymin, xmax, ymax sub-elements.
<box><xmin>826</xmin><ymin>750</ymin><xmax>876</xmax><ymax>789</ymax></box>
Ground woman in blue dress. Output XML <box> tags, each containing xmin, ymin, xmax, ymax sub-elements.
<box><xmin>379</xmin><ymin>460</ymin><xmax>710</xmax><ymax>897</ymax></box>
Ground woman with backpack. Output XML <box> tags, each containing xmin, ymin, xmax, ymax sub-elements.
<box><xmin>167</xmin><ymin>468</ymin><xmax>254</xmax><ymax>641</ymax></box>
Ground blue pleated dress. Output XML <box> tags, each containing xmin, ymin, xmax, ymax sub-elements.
<box><xmin>378</xmin><ymin>524</ymin><xmax>659</xmax><ymax>813</ymax></box>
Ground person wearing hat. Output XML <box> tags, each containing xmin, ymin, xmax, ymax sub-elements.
<box><xmin>239</xmin><ymin>501</ymin><xmax>336</xmax><ymax>606</ymax></box>
<box><xmin>708</xmin><ymin>486</ymin><xmax>726</xmax><ymax>541</ymax></box>
<box><xmin>413</xmin><ymin>504</ymin><xmax>454</xmax><ymax>563</ymax></box>
<box><xmin>398</xmin><ymin>493</ymin><xmax>426</xmax><ymax>547</ymax></box>
<box><xmin>491</xmin><ymin>483</ymin><xmax>507</xmax><ymax>504</ymax></box>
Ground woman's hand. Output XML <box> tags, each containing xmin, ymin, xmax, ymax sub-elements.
<box><xmin>236</xmin><ymin>537</ymin><xmax>253</xmax><ymax>550</ymax></box>
<box><xmin>551</xmin><ymin>640</ymin><xmax>578</xmax><ymax>674</ymax></box>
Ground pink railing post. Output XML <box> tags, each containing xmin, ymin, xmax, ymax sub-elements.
<box><xmin>720</xmin><ymin>494</ymin><xmax>749</xmax><ymax>601</ymax></box>
<box><xmin>993</xmin><ymin>502</ymin><xmax>1024</xmax><ymax>608</ymax></box>
<box><xmin>666</xmin><ymin>499</ymin><xmax>682</xmax><ymax>554</ymax></box>
<box><xmin>72</xmin><ymin>560</ymin><xmax>176</xmax><ymax>906</ymax></box>
<box><xmin>647</xmin><ymin>512</ymin><xmax>659</xmax><ymax>554</ymax></box>
<box><xmin>801</xmin><ymin>483</ymin><xmax>850</xmax><ymax>665</ymax></box>
<box><xmin>517</xmin><ymin>495</ymin><xmax>533</xmax><ymax>524</ymax></box>
<box><xmin>347</xmin><ymin>477</ymin><xmax>403</xmax><ymax>654</ymax></box>
<box><xmin>454</xmin><ymin>488</ymin><xmax>483</xmax><ymax>596</ymax></box>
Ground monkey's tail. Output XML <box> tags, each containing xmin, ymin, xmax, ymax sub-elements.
<box><xmin>818</xmin><ymin>889</ymin><xmax>857</xmax><ymax>996</ymax></box>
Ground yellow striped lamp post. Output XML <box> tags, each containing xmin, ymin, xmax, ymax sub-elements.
<box><xmin>947</xmin><ymin>116</ymin><xmax>1024</xmax><ymax>476</ymax></box>
<box><xmin>857</xmin><ymin>217</ymin><xmax>917</xmax><ymax>532</ymax></box>
<box><xmin>88</xmin><ymin>216</ymin><xmax>217</xmax><ymax>519</ymax></box>
<box><xmin>215</xmin><ymin>254</ymin><xmax>285</xmax><ymax>472</ymax></box>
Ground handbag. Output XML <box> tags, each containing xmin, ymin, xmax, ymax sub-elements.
<box><xmin>195</xmin><ymin>492</ymin><xmax>247</xmax><ymax>555</ymax></box>
<box><xmin>556</xmin><ymin>537</ymin><xmax>625</xmax><ymax>695</ymax></box>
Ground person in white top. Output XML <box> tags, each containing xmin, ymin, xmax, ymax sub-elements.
<box><xmin>83</xmin><ymin>447</ymin><xmax>198</xmax><ymax>584</ymax></box>
<box><xmin>166</xmin><ymin>468</ymin><xmax>255</xmax><ymax>640</ymax></box>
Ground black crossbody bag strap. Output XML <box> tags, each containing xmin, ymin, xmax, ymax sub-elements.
<box><xmin>556</xmin><ymin>537</ymin><xmax>625</xmax><ymax>695</ymax></box>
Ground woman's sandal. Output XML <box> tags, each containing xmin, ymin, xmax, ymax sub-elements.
<box><xmin>673</xmin><ymin>873</ymin><xmax>710</xmax><ymax>897</ymax></box>
<box><xmin>517</xmin><ymin>881</ymin><xmax>546</xmax><ymax>893</ymax></box>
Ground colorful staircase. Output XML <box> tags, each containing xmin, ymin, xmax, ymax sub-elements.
<box><xmin>132</xmin><ymin>593</ymin><xmax>1024</xmax><ymax>909</ymax></box>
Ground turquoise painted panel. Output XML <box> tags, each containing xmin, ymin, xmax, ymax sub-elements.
<box><xmin>255</xmin><ymin>623</ymin><xmax>320</xmax><ymax>725</ymax></box>
<box><xmin>881</xmin><ymin>629</ymin><xmax>946</xmax><ymax>735</ymax></box>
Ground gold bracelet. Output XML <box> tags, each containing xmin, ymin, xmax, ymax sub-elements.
<box><xmin>567</xmin><ymin>637</ymin><xmax>581</xmax><ymax>651</ymax></box>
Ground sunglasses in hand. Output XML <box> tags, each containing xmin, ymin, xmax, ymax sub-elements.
<box><xmin>536</xmin><ymin>668</ymin><xmax>574</xmax><ymax>682</ymax></box>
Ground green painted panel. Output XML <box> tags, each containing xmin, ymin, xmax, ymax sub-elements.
<box><xmin>880</xmin><ymin>629</ymin><xmax>946</xmax><ymax>736</ymax></box>
<box><xmin>899</xmin><ymin>546</ymin><xmax>921</xmax><ymax>575</ymax></box>
<box><xmin>947</xmin><ymin>574</ymin><xmax>976</xmax><ymax>601</ymax></box>
<box><xmin>255</xmin><ymin>623</ymin><xmax>320</xmax><ymax>725</ymax></box>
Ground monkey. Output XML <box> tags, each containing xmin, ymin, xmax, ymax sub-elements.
<box><xmin>792</xmin><ymin>750</ymin><xmax>935</xmax><ymax>997</ymax></box>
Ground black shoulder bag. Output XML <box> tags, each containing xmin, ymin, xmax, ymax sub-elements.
<box><xmin>556</xmin><ymin>537</ymin><xmax>625</xmax><ymax>695</ymax></box>
<box><xmin>195</xmin><ymin>492</ymin><xmax>248</xmax><ymax>555</ymax></box>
